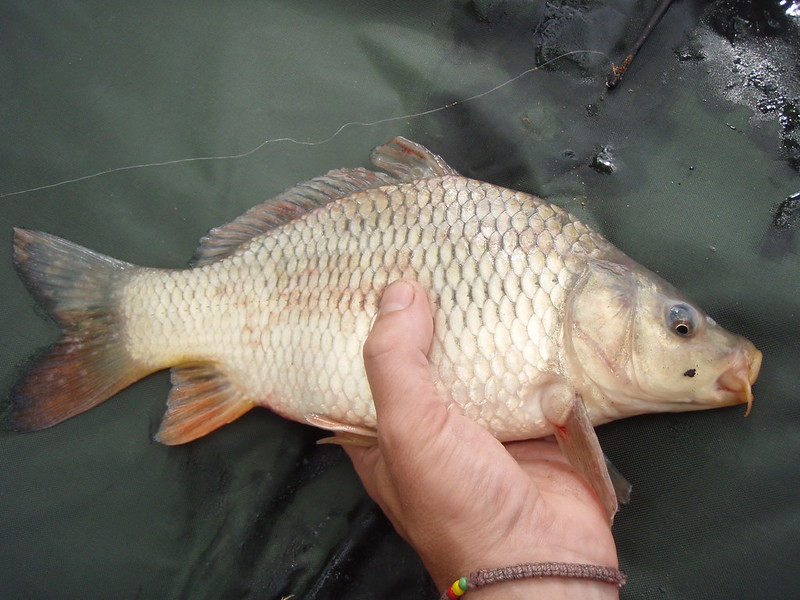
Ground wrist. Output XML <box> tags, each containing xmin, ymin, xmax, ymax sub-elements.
<box><xmin>423</xmin><ymin>526</ymin><xmax>620</xmax><ymax>600</ymax></box>
<box><xmin>435</xmin><ymin>562</ymin><xmax>622</xmax><ymax>600</ymax></box>
<box><xmin>424</xmin><ymin>532</ymin><xmax>619</xmax><ymax>589</ymax></box>
<box><xmin>450</xmin><ymin>576</ymin><xmax>621</xmax><ymax>600</ymax></box>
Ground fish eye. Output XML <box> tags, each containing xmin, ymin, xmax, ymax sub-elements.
<box><xmin>668</xmin><ymin>303</ymin><xmax>697</xmax><ymax>337</ymax></box>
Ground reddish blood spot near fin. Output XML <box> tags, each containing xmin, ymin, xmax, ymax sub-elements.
<box><xmin>369</xmin><ymin>136</ymin><xmax>459</xmax><ymax>180</ymax></box>
<box><xmin>553</xmin><ymin>423</ymin><xmax>569</xmax><ymax>437</ymax></box>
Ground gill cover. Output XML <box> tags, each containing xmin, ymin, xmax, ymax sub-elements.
<box><xmin>566</xmin><ymin>260</ymin><xmax>639</xmax><ymax>394</ymax></box>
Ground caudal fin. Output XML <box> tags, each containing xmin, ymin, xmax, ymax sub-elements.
<box><xmin>8</xmin><ymin>228</ymin><xmax>151</xmax><ymax>431</ymax></box>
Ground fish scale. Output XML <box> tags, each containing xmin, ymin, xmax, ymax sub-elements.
<box><xmin>8</xmin><ymin>136</ymin><xmax>762</xmax><ymax>519</ymax></box>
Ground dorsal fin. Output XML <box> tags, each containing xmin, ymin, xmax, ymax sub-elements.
<box><xmin>370</xmin><ymin>136</ymin><xmax>460</xmax><ymax>180</ymax></box>
<box><xmin>192</xmin><ymin>137</ymin><xmax>459</xmax><ymax>266</ymax></box>
<box><xmin>192</xmin><ymin>167</ymin><xmax>396</xmax><ymax>266</ymax></box>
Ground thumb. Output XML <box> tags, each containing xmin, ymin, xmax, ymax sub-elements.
<box><xmin>362</xmin><ymin>280</ymin><xmax>445</xmax><ymax>444</ymax></box>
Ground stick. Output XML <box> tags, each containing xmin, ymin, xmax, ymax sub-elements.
<box><xmin>607</xmin><ymin>0</ymin><xmax>675</xmax><ymax>89</ymax></box>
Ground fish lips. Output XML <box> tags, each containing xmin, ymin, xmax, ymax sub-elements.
<box><xmin>713</xmin><ymin>345</ymin><xmax>763</xmax><ymax>417</ymax></box>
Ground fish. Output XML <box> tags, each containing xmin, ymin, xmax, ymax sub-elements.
<box><xmin>7</xmin><ymin>136</ymin><xmax>762</xmax><ymax>520</ymax></box>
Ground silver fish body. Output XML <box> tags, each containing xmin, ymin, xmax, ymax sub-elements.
<box><xmin>123</xmin><ymin>175</ymin><xmax>618</xmax><ymax>439</ymax></box>
<box><xmin>9</xmin><ymin>137</ymin><xmax>762</xmax><ymax>518</ymax></box>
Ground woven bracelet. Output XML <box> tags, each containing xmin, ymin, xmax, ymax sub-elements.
<box><xmin>440</xmin><ymin>561</ymin><xmax>627</xmax><ymax>599</ymax></box>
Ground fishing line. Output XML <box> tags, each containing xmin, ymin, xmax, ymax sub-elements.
<box><xmin>0</xmin><ymin>50</ymin><xmax>611</xmax><ymax>200</ymax></box>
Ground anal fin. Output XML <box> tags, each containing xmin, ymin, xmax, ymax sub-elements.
<box><xmin>155</xmin><ymin>363</ymin><xmax>255</xmax><ymax>445</ymax></box>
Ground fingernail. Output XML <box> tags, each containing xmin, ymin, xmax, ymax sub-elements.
<box><xmin>379</xmin><ymin>280</ymin><xmax>414</xmax><ymax>314</ymax></box>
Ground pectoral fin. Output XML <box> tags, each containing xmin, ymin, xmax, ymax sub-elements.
<box><xmin>306</xmin><ymin>414</ymin><xmax>378</xmax><ymax>447</ymax></box>
<box><xmin>605</xmin><ymin>454</ymin><xmax>632</xmax><ymax>505</ymax></box>
<box><xmin>543</xmin><ymin>390</ymin><xmax>621</xmax><ymax>522</ymax></box>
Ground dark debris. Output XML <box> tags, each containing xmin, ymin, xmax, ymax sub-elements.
<box><xmin>590</xmin><ymin>146</ymin><xmax>616</xmax><ymax>174</ymax></box>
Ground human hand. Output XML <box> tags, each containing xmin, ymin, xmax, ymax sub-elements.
<box><xmin>344</xmin><ymin>280</ymin><xmax>620</xmax><ymax>599</ymax></box>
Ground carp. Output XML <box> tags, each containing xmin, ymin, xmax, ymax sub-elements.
<box><xmin>8</xmin><ymin>137</ymin><xmax>762</xmax><ymax>519</ymax></box>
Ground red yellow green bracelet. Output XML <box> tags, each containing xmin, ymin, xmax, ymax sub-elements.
<box><xmin>440</xmin><ymin>562</ymin><xmax>627</xmax><ymax>599</ymax></box>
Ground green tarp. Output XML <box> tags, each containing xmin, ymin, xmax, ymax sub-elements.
<box><xmin>1</xmin><ymin>1</ymin><xmax>798</xmax><ymax>598</ymax></box>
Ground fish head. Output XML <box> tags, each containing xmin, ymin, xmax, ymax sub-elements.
<box><xmin>565</xmin><ymin>259</ymin><xmax>762</xmax><ymax>422</ymax></box>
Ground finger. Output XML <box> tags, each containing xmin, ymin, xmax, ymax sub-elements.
<box><xmin>504</xmin><ymin>437</ymin><xmax>564</xmax><ymax>462</ymax></box>
<box><xmin>362</xmin><ymin>279</ymin><xmax>447</xmax><ymax>448</ymax></box>
<box><xmin>345</xmin><ymin>280</ymin><xmax>440</xmax><ymax>509</ymax></box>
<box><xmin>363</xmin><ymin>279</ymin><xmax>437</xmax><ymax>419</ymax></box>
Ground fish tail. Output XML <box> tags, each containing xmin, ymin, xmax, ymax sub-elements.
<box><xmin>8</xmin><ymin>228</ymin><xmax>151</xmax><ymax>431</ymax></box>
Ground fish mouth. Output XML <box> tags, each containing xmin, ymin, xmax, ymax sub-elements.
<box><xmin>715</xmin><ymin>347</ymin><xmax>762</xmax><ymax>417</ymax></box>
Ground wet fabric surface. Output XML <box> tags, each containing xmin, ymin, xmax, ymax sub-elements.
<box><xmin>1</xmin><ymin>1</ymin><xmax>798</xmax><ymax>598</ymax></box>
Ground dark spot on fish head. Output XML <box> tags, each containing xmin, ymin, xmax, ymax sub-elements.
<box><xmin>683</xmin><ymin>368</ymin><xmax>697</xmax><ymax>378</ymax></box>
